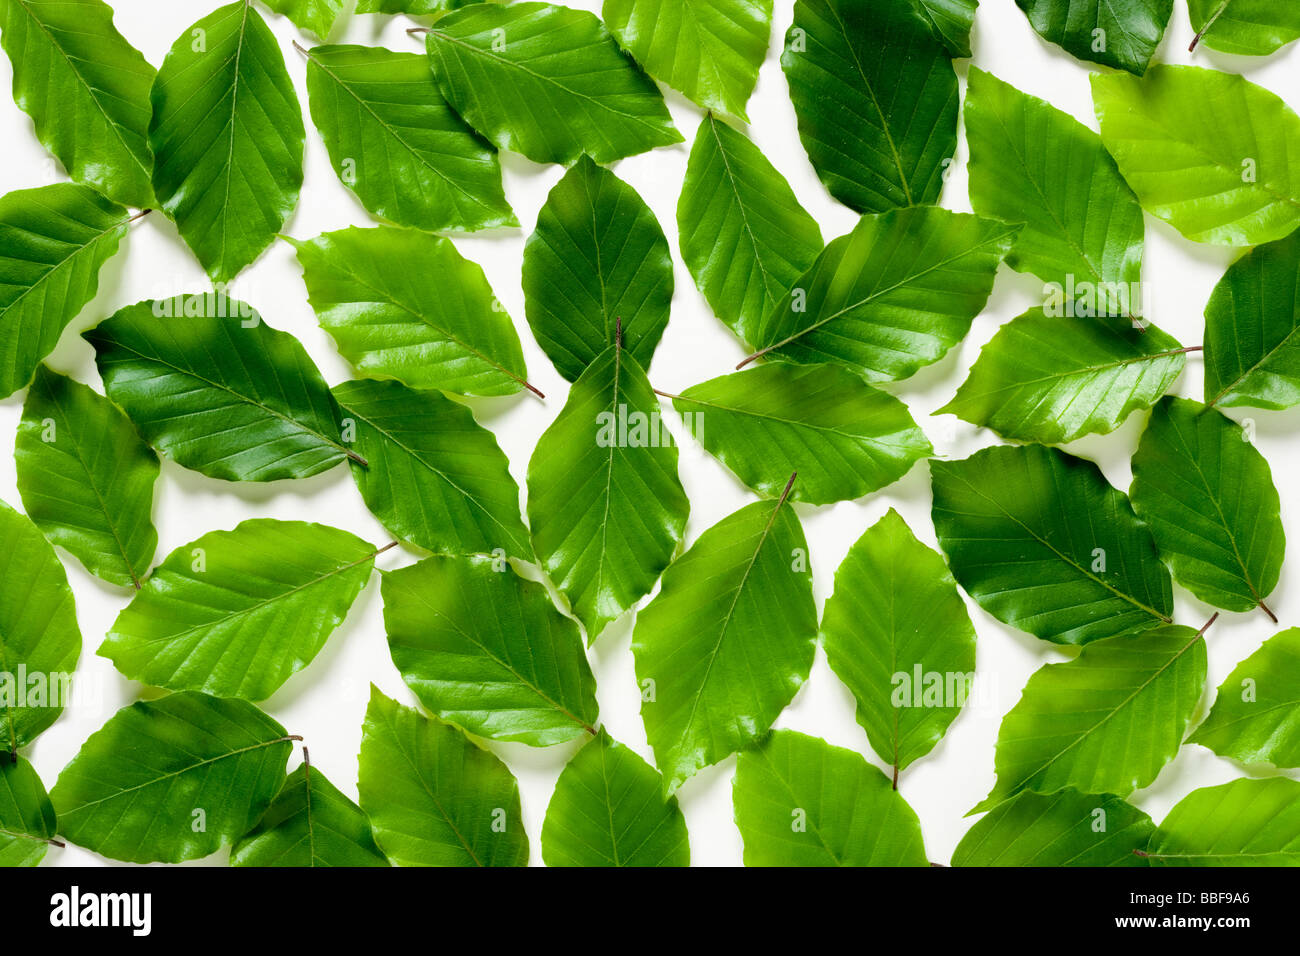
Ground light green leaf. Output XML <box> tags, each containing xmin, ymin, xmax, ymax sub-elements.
<box><xmin>744</xmin><ymin>207</ymin><xmax>1017</xmax><ymax>383</ymax></box>
<box><xmin>939</xmin><ymin>309</ymin><xmax>1187</xmax><ymax>445</ymax></box>
<box><xmin>150</xmin><ymin>2</ymin><xmax>305</xmax><ymax>282</ymax></box>
<box><xmin>910</xmin><ymin>0</ymin><xmax>977</xmax><ymax>56</ymax></box>
<box><xmin>357</xmin><ymin>687</ymin><xmax>529</xmax><ymax>867</ymax></box>
<box><xmin>1189</xmin><ymin>627</ymin><xmax>1300</xmax><ymax>768</ymax></box>
<box><xmin>84</xmin><ymin>298</ymin><xmax>354</xmax><ymax>482</ymax></box>
<box><xmin>51</xmin><ymin>692</ymin><xmax>292</xmax><ymax>863</ymax></box>
<box><xmin>602</xmin><ymin>0</ymin><xmax>772</xmax><ymax>119</ymax></box>
<box><xmin>669</xmin><ymin>362</ymin><xmax>931</xmax><ymax>504</ymax></box>
<box><xmin>1146</xmin><ymin>777</ymin><xmax>1300</xmax><ymax>865</ymax></box>
<box><xmin>1092</xmin><ymin>65</ymin><xmax>1300</xmax><ymax>246</ymax></box>
<box><xmin>522</xmin><ymin>155</ymin><xmax>671</xmax><ymax>382</ymax></box>
<box><xmin>357</xmin><ymin>0</ymin><xmax>470</xmax><ymax>12</ymax></box>
<box><xmin>291</xmin><ymin>226</ymin><xmax>534</xmax><ymax>398</ymax></box>
<box><xmin>527</xmin><ymin>344</ymin><xmax>688</xmax><ymax>640</ymax></box>
<box><xmin>16</xmin><ymin>367</ymin><xmax>159</xmax><ymax>589</ymax></box>
<box><xmin>677</xmin><ymin>114</ymin><xmax>822</xmax><ymax>343</ymax></box>
<box><xmin>781</xmin><ymin>0</ymin><xmax>957</xmax><ymax>214</ymax></box>
<box><xmin>332</xmin><ymin>378</ymin><xmax>532</xmax><ymax>560</ymax></box>
<box><xmin>425</xmin><ymin>2</ymin><xmax>681</xmax><ymax>165</ymax></box>
<box><xmin>1189</xmin><ymin>0</ymin><xmax>1300</xmax><ymax>56</ymax></box>
<box><xmin>0</xmin><ymin>184</ymin><xmax>129</xmax><ymax>399</ymax></box>
<box><xmin>931</xmin><ymin>444</ymin><xmax>1173</xmax><ymax>646</ymax></box>
<box><xmin>952</xmin><ymin>790</ymin><xmax>1153</xmax><ymax>866</ymax></box>
<box><xmin>0</xmin><ymin>756</ymin><xmax>56</xmax><ymax>867</ymax></box>
<box><xmin>632</xmin><ymin>487</ymin><xmax>817</xmax><ymax>793</ymax></box>
<box><xmin>976</xmin><ymin>625</ymin><xmax>1206</xmax><ymax>812</ymax></box>
<box><xmin>734</xmin><ymin>730</ymin><xmax>928</xmax><ymax>866</ymax></box>
<box><xmin>381</xmin><ymin>554</ymin><xmax>598</xmax><ymax>746</ymax></box>
<box><xmin>1015</xmin><ymin>0</ymin><xmax>1172</xmax><ymax>74</ymax></box>
<box><xmin>0</xmin><ymin>0</ymin><xmax>155</xmax><ymax>208</ymax></box>
<box><xmin>541</xmin><ymin>730</ymin><xmax>690</xmax><ymax>866</ymax></box>
<box><xmin>302</xmin><ymin>44</ymin><xmax>515</xmax><ymax>233</ymax></box>
<box><xmin>821</xmin><ymin>509</ymin><xmax>976</xmax><ymax>777</ymax></box>
<box><xmin>263</xmin><ymin>0</ymin><xmax>344</xmax><ymax>39</ymax></box>
<box><xmin>1131</xmin><ymin>397</ymin><xmax>1284</xmax><ymax>616</ymax></box>
<box><xmin>99</xmin><ymin>520</ymin><xmax>378</xmax><ymax>701</ymax></box>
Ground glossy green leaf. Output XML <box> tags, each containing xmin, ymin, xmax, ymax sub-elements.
<box><xmin>1189</xmin><ymin>0</ymin><xmax>1300</xmax><ymax>56</ymax></box>
<box><xmin>952</xmin><ymin>790</ymin><xmax>1154</xmax><ymax>867</ymax></box>
<box><xmin>1131</xmin><ymin>397</ymin><xmax>1284</xmax><ymax>616</ymax></box>
<box><xmin>332</xmin><ymin>378</ymin><xmax>532</xmax><ymax>560</ymax></box>
<box><xmin>632</xmin><ymin>489</ymin><xmax>817</xmax><ymax>793</ymax></box>
<box><xmin>734</xmin><ymin>730</ymin><xmax>928</xmax><ymax>866</ymax></box>
<box><xmin>381</xmin><ymin>554</ymin><xmax>598</xmax><ymax>746</ymax></box>
<box><xmin>85</xmin><ymin>298</ymin><xmax>353</xmax><ymax>482</ymax></box>
<box><xmin>51</xmin><ymin>692</ymin><xmax>292</xmax><ymax>863</ymax></box>
<box><xmin>150</xmin><ymin>2</ymin><xmax>305</xmax><ymax>282</ymax></box>
<box><xmin>931</xmin><ymin>444</ymin><xmax>1173</xmax><ymax>646</ymax></box>
<box><xmin>357</xmin><ymin>687</ymin><xmax>529</xmax><ymax>867</ymax></box>
<box><xmin>602</xmin><ymin>0</ymin><xmax>771</xmax><ymax>119</ymax></box>
<box><xmin>1092</xmin><ymin>65</ymin><xmax>1300</xmax><ymax>246</ymax></box>
<box><xmin>821</xmin><ymin>509</ymin><xmax>976</xmax><ymax>776</ymax></box>
<box><xmin>522</xmin><ymin>156</ymin><xmax>671</xmax><ymax>382</ymax></box>
<box><xmin>99</xmin><ymin>520</ymin><xmax>377</xmax><ymax>701</ymax></box>
<box><xmin>527</xmin><ymin>344</ymin><xmax>688</xmax><ymax>640</ymax></box>
<box><xmin>0</xmin><ymin>184</ymin><xmax>129</xmax><ymax>399</ymax></box>
<box><xmin>745</xmin><ymin>206</ymin><xmax>1016</xmax><ymax>383</ymax></box>
<box><xmin>1189</xmin><ymin>627</ymin><xmax>1300</xmax><ymax>768</ymax></box>
<box><xmin>291</xmin><ymin>226</ymin><xmax>533</xmax><ymax>398</ymax></box>
<box><xmin>357</xmin><ymin>0</ymin><xmax>477</xmax><ymax>14</ymax></box>
<box><xmin>669</xmin><ymin>362</ymin><xmax>931</xmax><ymax>504</ymax></box>
<box><xmin>677</xmin><ymin>114</ymin><xmax>823</xmax><ymax>344</ymax></box>
<box><xmin>0</xmin><ymin>0</ymin><xmax>155</xmax><ymax>208</ymax></box>
<box><xmin>425</xmin><ymin>2</ymin><xmax>681</xmax><ymax>165</ymax></box>
<box><xmin>976</xmin><ymin>625</ymin><xmax>1206</xmax><ymax>812</ymax></box>
<box><xmin>302</xmin><ymin>44</ymin><xmax>515</xmax><ymax>233</ymax></box>
<box><xmin>0</xmin><ymin>756</ymin><xmax>56</xmax><ymax>867</ymax></box>
<box><xmin>1147</xmin><ymin>777</ymin><xmax>1300</xmax><ymax>865</ymax></box>
<box><xmin>264</xmin><ymin>0</ymin><xmax>344</xmax><ymax>39</ymax></box>
<box><xmin>1015</xmin><ymin>0</ymin><xmax>1172</xmax><ymax>74</ymax></box>
<box><xmin>16</xmin><ymin>367</ymin><xmax>159</xmax><ymax>589</ymax></box>
<box><xmin>541</xmin><ymin>730</ymin><xmax>689</xmax><ymax>866</ymax></box>
<box><xmin>910</xmin><ymin>0</ymin><xmax>978</xmax><ymax>56</ymax></box>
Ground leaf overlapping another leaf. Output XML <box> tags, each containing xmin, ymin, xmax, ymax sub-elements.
<box><xmin>0</xmin><ymin>756</ymin><xmax>57</xmax><ymax>867</ymax></box>
<box><xmin>910</xmin><ymin>0</ymin><xmax>978</xmax><ymax>57</ymax></box>
<box><xmin>1146</xmin><ymin>777</ymin><xmax>1300</xmax><ymax>865</ymax></box>
<box><xmin>1190</xmin><ymin>627</ymin><xmax>1300</xmax><ymax>768</ymax></box>
<box><xmin>263</xmin><ymin>0</ymin><xmax>344</xmax><ymax>40</ymax></box>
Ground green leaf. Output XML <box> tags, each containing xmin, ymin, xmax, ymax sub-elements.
<box><xmin>357</xmin><ymin>687</ymin><xmax>529</xmax><ymax>867</ymax></box>
<box><xmin>965</xmin><ymin>69</ymin><xmax>1144</xmax><ymax>306</ymax></box>
<box><xmin>781</xmin><ymin>0</ymin><xmax>958</xmax><ymax>214</ymax></box>
<box><xmin>332</xmin><ymin>378</ymin><xmax>532</xmax><ymax>560</ymax></box>
<box><xmin>931</xmin><ymin>444</ymin><xmax>1173</xmax><ymax>646</ymax></box>
<box><xmin>632</xmin><ymin>487</ymin><xmax>817</xmax><ymax>793</ymax></box>
<box><xmin>541</xmin><ymin>730</ymin><xmax>689</xmax><ymax>866</ymax></box>
<box><xmin>952</xmin><ymin>790</ymin><xmax>1154</xmax><ymax>866</ymax></box>
<box><xmin>677</xmin><ymin>114</ymin><xmax>823</xmax><ymax>343</ymax></box>
<box><xmin>1146</xmin><ymin>777</ymin><xmax>1300</xmax><ymax>865</ymax></box>
<box><xmin>1015</xmin><ymin>0</ymin><xmax>1172</xmax><ymax>74</ymax></box>
<box><xmin>527</xmin><ymin>344</ymin><xmax>688</xmax><ymax>640</ymax></box>
<box><xmin>733</xmin><ymin>730</ymin><xmax>928</xmax><ymax>866</ymax></box>
<box><xmin>909</xmin><ymin>0</ymin><xmax>978</xmax><ymax>57</ymax></box>
<box><xmin>1203</xmin><ymin>229</ymin><xmax>1300</xmax><ymax>410</ymax></box>
<box><xmin>821</xmin><ymin>509</ymin><xmax>976</xmax><ymax>776</ymax></box>
<box><xmin>1189</xmin><ymin>627</ymin><xmax>1300</xmax><ymax>768</ymax></box>
<box><xmin>302</xmin><ymin>44</ymin><xmax>515</xmax><ymax>233</ymax></box>
<box><xmin>150</xmin><ymin>2</ymin><xmax>305</xmax><ymax>282</ymax></box>
<box><xmin>16</xmin><ymin>367</ymin><xmax>159</xmax><ymax>589</ymax></box>
<box><xmin>0</xmin><ymin>499</ymin><xmax>80</xmax><ymax>754</ymax></box>
<box><xmin>84</xmin><ymin>298</ymin><xmax>353</xmax><ymax>482</ymax></box>
<box><xmin>264</xmin><ymin>0</ymin><xmax>344</xmax><ymax>39</ymax></box>
<box><xmin>291</xmin><ymin>226</ymin><xmax>534</xmax><ymax>398</ymax></box>
<box><xmin>1092</xmin><ymin>65</ymin><xmax>1300</xmax><ymax>246</ymax></box>
<box><xmin>0</xmin><ymin>184</ymin><xmax>129</xmax><ymax>399</ymax></box>
<box><xmin>99</xmin><ymin>520</ymin><xmax>378</xmax><ymax>701</ymax></box>
<box><xmin>231</xmin><ymin>760</ymin><xmax>389</xmax><ymax>867</ymax></box>
<box><xmin>744</xmin><ymin>207</ymin><xmax>1017</xmax><ymax>383</ymax></box>
<box><xmin>425</xmin><ymin>2</ymin><xmax>681</xmax><ymax>165</ymax></box>
<box><xmin>976</xmin><ymin>625</ymin><xmax>1206</xmax><ymax>812</ymax></box>
<box><xmin>381</xmin><ymin>554</ymin><xmax>598</xmax><ymax>746</ymax></box>
<box><xmin>0</xmin><ymin>0</ymin><xmax>155</xmax><ymax>208</ymax></box>
<box><xmin>522</xmin><ymin>156</ymin><xmax>671</xmax><ymax>382</ymax></box>
<box><xmin>939</xmin><ymin>309</ymin><xmax>1187</xmax><ymax>445</ymax></box>
<box><xmin>357</xmin><ymin>0</ymin><xmax>470</xmax><ymax>13</ymax></box>
<box><xmin>1130</xmin><ymin>397</ymin><xmax>1284</xmax><ymax>616</ymax></box>
<box><xmin>669</xmin><ymin>362</ymin><xmax>931</xmax><ymax>504</ymax></box>
<box><xmin>602</xmin><ymin>0</ymin><xmax>772</xmax><ymax>119</ymax></box>
<box><xmin>0</xmin><ymin>756</ymin><xmax>56</xmax><ymax>867</ymax></box>
<box><xmin>51</xmin><ymin>692</ymin><xmax>292</xmax><ymax>863</ymax></box>
<box><xmin>1189</xmin><ymin>0</ymin><xmax>1300</xmax><ymax>56</ymax></box>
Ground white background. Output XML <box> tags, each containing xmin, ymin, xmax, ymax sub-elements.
<box><xmin>5</xmin><ymin>0</ymin><xmax>1300</xmax><ymax>867</ymax></box>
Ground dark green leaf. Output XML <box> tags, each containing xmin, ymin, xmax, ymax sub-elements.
<box><xmin>1015</xmin><ymin>0</ymin><xmax>1172</xmax><ymax>74</ymax></box>
<box><xmin>910</xmin><ymin>0</ymin><xmax>977</xmax><ymax>56</ymax></box>
<box><xmin>953</xmin><ymin>790</ymin><xmax>1153</xmax><ymax>866</ymax></box>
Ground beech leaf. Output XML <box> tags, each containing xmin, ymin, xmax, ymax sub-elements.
<box><xmin>1188</xmin><ymin>0</ymin><xmax>1300</xmax><ymax>57</ymax></box>
<box><xmin>953</xmin><ymin>790</ymin><xmax>1154</xmax><ymax>867</ymax></box>
<box><xmin>1015</xmin><ymin>0</ymin><xmax>1172</xmax><ymax>74</ymax></box>
<box><xmin>264</xmin><ymin>0</ymin><xmax>344</xmax><ymax>40</ymax></box>
<box><xmin>0</xmin><ymin>756</ymin><xmax>57</xmax><ymax>867</ymax></box>
<box><xmin>1146</xmin><ymin>777</ymin><xmax>1300</xmax><ymax>865</ymax></box>
<box><xmin>910</xmin><ymin>0</ymin><xmax>978</xmax><ymax>57</ymax></box>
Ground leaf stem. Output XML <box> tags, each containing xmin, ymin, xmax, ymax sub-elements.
<box><xmin>1198</xmin><ymin>612</ymin><xmax>1220</xmax><ymax>638</ymax></box>
<box><xmin>345</xmin><ymin>448</ymin><xmax>370</xmax><ymax>467</ymax></box>
<box><xmin>1189</xmin><ymin>0</ymin><xmax>1232</xmax><ymax>52</ymax></box>
<box><xmin>776</xmin><ymin>471</ymin><xmax>798</xmax><ymax>509</ymax></box>
<box><xmin>374</xmin><ymin>541</ymin><xmax>400</xmax><ymax>558</ymax></box>
<box><xmin>1259</xmin><ymin>600</ymin><xmax>1278</xmax><ymax>624</ymax></box>
<box><xmin>292</xmin><ymin>40</ymin><xmax>311</xmax><ymax>57</ymax></box>
<box><xmin>651</xmin><ymin>387</ymin><xmax>685</xmax><ymax>402</ymax></box>
<box><xmin>126</xmin><ymin>209</ymin><xmax>152</xmax><ymax>225</ymax></box>
<box><xmin>407</xmin><ymin>27</ymin><xmax>431</xmax><ymax>35</ymax></box>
